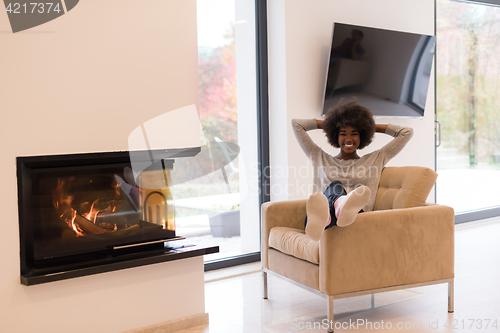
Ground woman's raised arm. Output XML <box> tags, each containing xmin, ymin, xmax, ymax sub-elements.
<box><xmin>378</xmin><ymin>124</ymin><xmax>413</xmax><ymax>163</ymax></box>
<box><xmin>375</xmin><ymin>124</ymin><xmax>388</xmax><ymax>133</ymax></box>
<box><xmin>291</xmin><ymin>119</ymin><xmax>322</xmax><ymax>159</ymax></box>
<box><xmin>316</xmin><ymin>119</ymin><xmax>324</xmax><ymax>129</ymax></box>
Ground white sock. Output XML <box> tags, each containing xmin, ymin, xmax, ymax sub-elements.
<box><xmin>335</xmin><ymin>186</ymin><xmax>371</xmax><ymax>227</ymax></box>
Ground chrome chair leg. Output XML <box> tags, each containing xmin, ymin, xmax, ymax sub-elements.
<box><xmin>263</xmin><ymin>271</ymin><xmax>268</xmax><ymax>299</ymax></box>
<box><xmin>448</xmin><ymin>280</ymin><xmax>454</xmax><ymax>313</ymax></box>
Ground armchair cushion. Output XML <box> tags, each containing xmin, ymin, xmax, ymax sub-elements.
<box><xmin>269</xmin><ymin>227</ymin><xmax>319</xmax><ymax>264</ymax></box>
<box><xmin>374</xmin><ymin>166</ymin><xmax>438</xmax><ymax>211</ymax></box>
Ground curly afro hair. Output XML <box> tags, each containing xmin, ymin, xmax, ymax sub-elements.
<box><xmin>323</xmin><ymin>99</ymin><xmax>376</xmax><ymax>150</ymax></box>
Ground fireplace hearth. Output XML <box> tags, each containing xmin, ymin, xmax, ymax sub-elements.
<box><xmin>18</xmin><ymin>149</ymin><xmax>218</xmax><ymax>285</ymax></box>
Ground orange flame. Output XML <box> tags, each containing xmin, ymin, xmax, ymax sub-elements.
<box><xmin>82</xmin><ymin>199</ymin><xmax>100</xmax><ymax>224</ymax></box>
<box><xmin>69</xmin><ymin>209</ymin><xmax>85</xmax><ymax>237</ymax></box>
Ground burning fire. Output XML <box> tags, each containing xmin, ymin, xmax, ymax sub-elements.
<box><xmin>53</xmin><ymin>177</ymin><xmax>125</xmax><ymax>237</ymax></box>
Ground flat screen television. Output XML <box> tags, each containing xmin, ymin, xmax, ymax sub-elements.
<box><xmin>323</xmin><ymin>23</ymin><xmax>436</xmax><ymax>117</ymax></box>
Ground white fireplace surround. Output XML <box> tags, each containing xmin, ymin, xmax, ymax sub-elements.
<box><xmin>0</xmin><ymin>1</ymin><xmax>206</xmax><ymax>332</ymax></box>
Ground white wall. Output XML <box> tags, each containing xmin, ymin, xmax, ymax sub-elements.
<box><xmin>268</xmin><ymin>0</ymin><xmax>290</xmax><ymax>202</ymax></box>
<box><xmin>268</xmin><ymin>0</ymin><xmax>436</xmax><ymax>201</ymax></box>
<box><xmin>0</xmin><ymin>1</ymin><xmax>205</xmax><ymax>332</ymax></box>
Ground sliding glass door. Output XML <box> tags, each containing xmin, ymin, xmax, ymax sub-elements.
<box><xmin>436</xmin><ymin>0</ymin><xmax>500</xmax><ymax>217</ymax></box>
<box><xmin>172</xmin><ymin>0</ymin><xmax>263</xmax><ymax>265</ymax></box>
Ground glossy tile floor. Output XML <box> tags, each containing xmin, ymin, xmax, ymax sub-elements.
<box><xmin>179</xmin><ymin>216</ymin><xmax>500</xmax><ymax>332</ymax></box>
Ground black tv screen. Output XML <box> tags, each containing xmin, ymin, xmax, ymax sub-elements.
<box><xmin>323</xmin><ymin>23</ymin><xmax>436</xmax><ymax>117</ymax></box>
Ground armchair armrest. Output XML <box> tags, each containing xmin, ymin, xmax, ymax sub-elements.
<box><xmin>319</xmin><ymin>204</ymin><xmax>455</xmax><ymax>295</ymax></box>
<box><xmin>261</xmin><ymin>200</ymin><xmax>307</xmax><ymax>269</ymax></box>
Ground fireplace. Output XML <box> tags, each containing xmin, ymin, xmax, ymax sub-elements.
<box><xmin>17</xmin><ymin>148</ymin><xmax>216</xmax><ymax>285</ymax></box>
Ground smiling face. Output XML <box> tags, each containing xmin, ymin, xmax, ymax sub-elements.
<box><xmin>338</xmin><ymin>126</ymin><xmax>360</xmax><ymax>154</ymax></box>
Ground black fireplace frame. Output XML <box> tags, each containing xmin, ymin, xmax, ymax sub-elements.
<box><xmin>17</xmin><ymin>148</ymin><xmax>218</xmax><ymax>286</ymax></box>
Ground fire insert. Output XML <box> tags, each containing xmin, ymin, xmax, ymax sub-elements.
<box><xmin>17</xmin><ymin>150</ymin><xmax>201</xmax><ymax>284</ymax></box>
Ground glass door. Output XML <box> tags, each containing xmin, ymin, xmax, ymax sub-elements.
<box><xmin>436</xmin><ymin>0</ymin><xmax>500</xmax><ymax>216</ymax></box>
<box><xmin>172</xmin><ymin>0</ymin><xmax>261</xmax><ymax>263</ymax></box>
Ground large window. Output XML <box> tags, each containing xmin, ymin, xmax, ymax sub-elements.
<box><xmin>436</xmin><ymin>0</ymin><xmax>500</xmax><ymax>215</ymax></box>
<box><xmin>172</xmin><ymin>0</ymin><xmax>262</xmax><ymax>265</ymax></box>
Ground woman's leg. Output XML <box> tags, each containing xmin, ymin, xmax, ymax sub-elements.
<box><xmin>304</xmin><ymin>181</ymin><xmax>371</xmax><ymax>240</ymax></box>
<box><xmin>323</xmin><ymin>181</ymin><xmax>346</xmax><ymax>228</ymax></box>
<box><xmin>304</xmin><ymin>181</ymin><xmax>346</xmax><ymax>241</ymax></box>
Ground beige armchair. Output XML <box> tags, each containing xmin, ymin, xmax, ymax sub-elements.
<box><xmin>261</xmin><ymin>166</ymin><xmax>454</xmax><ymax>333</ymax></box>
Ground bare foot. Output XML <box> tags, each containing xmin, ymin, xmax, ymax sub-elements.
<box><xmin>305</xmin><ymin>192</ymin><xmax>330</xmax><ymax>241</ymax></box>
